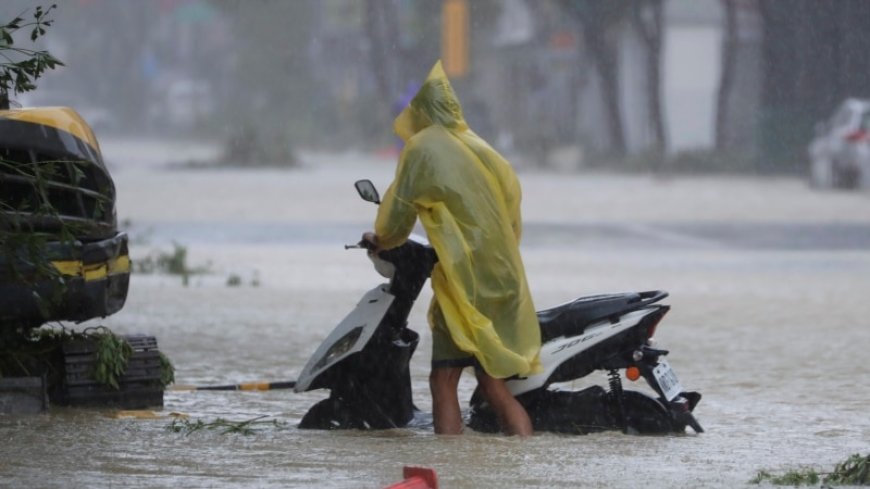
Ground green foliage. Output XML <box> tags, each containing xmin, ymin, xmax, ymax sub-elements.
<box><xmin>751</xmin><ymin>469</ymin><xmax>820</xmax><ymax>486</ymax></box>
<box><xmin>826</xmin><ymin>454</ymin><xmax>870</xmax><ymax>485</ymax></box>
<box><xmin>136</xmin><ymin>242</ymin><xmax>192</xmax><ymax>275</ymax></box>
<box><xmin>0</xmin><ymin>4</ymin><xmax>64</xmax><ymax>106</ymax></box>
<box><xmin>1</xmin><ymin>326</ymin><xmax>175</xmax><ymax>390</ymax></box>
<box><xmin>2</xmin><ymin>325</ymin><xmax>134</xmax><ymax>391</ymax></box>
<box><xmin>0</xmin><ymin>155</ymin><xmax>99</xmax><ymax>233</ymax></box>
<box><xmin>133</xmin><ymin>242</ymin><xmax>211</xmax><ymax>286</ymax></box>
<box><xmin>89</xmin><ymin>327</ymin><xmax>176</xmax><ymax>390</ymax></box>
<box><xmin>159</xmin><ymin>242</ymin><xmax>190</xmax><ymax>276</ymax></box>
<box><xmin>1</xmin><ymin>154</ymin><xmax>112</xmax><ymax>323</ymax></box>
<box><xmin>751</xmin><ymin>453</ymin><xmax>870</xmax><ymax>486</ymax></box>
<box><xmin>158</xmin><ymin>351</ymin><xmax>175</xmax><ymax>387</ymax></box>
<box><xmin>166</xmin><ymin>415</ymin><xmax>288</xmax><ymax>436</ymax></box>
<box><xmin>134</xmin><ymin>241</ymin><xmax>256</xmax><ymax>288</ymax></box>
<box><xmin>90</xmin><ymin>327</ymin><xmax>132</xmax><ymax>390</ymax></box>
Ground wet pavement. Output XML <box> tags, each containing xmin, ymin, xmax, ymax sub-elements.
<box><xmin>1</xmin><ymin>139</ymin><xmax>869</xmax><ymax>488</ymax></box>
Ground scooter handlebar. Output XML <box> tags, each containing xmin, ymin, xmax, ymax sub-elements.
<box><xmin>345</xmin><ymin>239</ymin><xmax>377</xmax><ymax>251</ymax></box>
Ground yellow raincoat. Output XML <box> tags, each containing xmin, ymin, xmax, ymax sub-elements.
<box><xmin>375</xmin><ymin>61</ymin><xmax>542</xmax><ymax>379</ymax></box>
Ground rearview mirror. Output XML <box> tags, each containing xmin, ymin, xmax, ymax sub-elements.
<box><xmin>354</xmin><ymin>179</ymin><xmax>381</xmax><ymax>204</ymax></box>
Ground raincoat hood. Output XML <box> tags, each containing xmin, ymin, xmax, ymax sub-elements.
<box><xmin>393</xmin><ymin>61</ymin><xmax>468</xmax><ymax>142</ymax></box>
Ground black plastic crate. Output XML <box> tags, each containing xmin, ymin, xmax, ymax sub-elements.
<box><xmin>58</xmin><ymin>334</ymin><xmax>164</xmax><ymax>409</ymax></box>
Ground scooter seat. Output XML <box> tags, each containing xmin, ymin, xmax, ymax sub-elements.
<box><xmin>537</xmin><ymin>291</ymin><xmax>667</xmax><ymax>342</ymax></box>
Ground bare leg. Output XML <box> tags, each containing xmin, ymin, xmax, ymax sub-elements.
<box><xmin>429</xmin><ymin>367</ymin><xmax>464</xmax><ymax>435</ymax></box>
<box><xmin>475</xmin><ymin>371</ymin><xmax>533</xmax><ymax>437</ymax></box>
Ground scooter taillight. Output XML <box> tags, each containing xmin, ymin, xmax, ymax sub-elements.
<box><xmin>645</xmin><ymin>308</ymin><xmax>668</xmax><ymax>340</ymax></box>
<box><xmin>647</xmin><ymin>323</ymin><xmax>658</xmax><ymax>341</ymax></box>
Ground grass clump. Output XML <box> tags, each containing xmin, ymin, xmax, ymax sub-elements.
<box><xmin>133</xmin><ymin>242</ymin><xmax>211</xmax><ymax>286</ymax></box>
<box><xmin>751</xmin><ymin>453</ymin><xmax>870</xmax><ymax>486</ymax></box>
<box><xmin>751</xmin><ymin>469</ymin><xmax>820</xmax><ymax>486</ymax></box>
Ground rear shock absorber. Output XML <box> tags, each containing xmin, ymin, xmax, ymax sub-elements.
<box><xmin>608</xmin><ymin>369</ymin><xmax>628</xmax><ymax>432</ymax></box>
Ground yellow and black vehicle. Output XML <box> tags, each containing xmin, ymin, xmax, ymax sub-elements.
<box><xmin>0</xmin><ymin>106</ymin><xmax>130</xmax><ymax>329</ymax></box>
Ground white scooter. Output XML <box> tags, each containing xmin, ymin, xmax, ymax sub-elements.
<box><xmin>294</xmin><ymin>180</ymin><xmax>702</xmax><ymax>435</ymax></box>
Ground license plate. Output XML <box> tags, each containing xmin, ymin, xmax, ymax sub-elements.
<box><xmin>652</xmin><ymin>359</ymin><xmax>684</xmax><ymax>401</ymax></box>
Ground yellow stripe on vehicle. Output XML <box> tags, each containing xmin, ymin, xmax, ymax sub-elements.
<box><xmin>52</xmin><ymin>254</ymin><xmax>130</xmax><ymax>281</ymax></box>
<box><xmin>110</xmin><ymin>255</ymin><xmax>131</xmax><ymax>274</ymax></box>
<box><xmin>84</xmin><ymin>263</ymin><xmax>108</xmax><ymax>281</ymax></box>
<box><xmin>239</xmin><ymin>383</ymin><xmax>271</xmax><ymax>391</ymax></box>
<box><xmin>51</xmin><ymin>260</ymin><xmax>82</xmax><ymax>276</ymax></box>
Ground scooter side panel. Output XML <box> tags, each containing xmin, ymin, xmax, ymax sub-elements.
<box><xmin>507</xmin><ymin>309</ymin><xmax>651</xmax><ymax>396</ymax></box>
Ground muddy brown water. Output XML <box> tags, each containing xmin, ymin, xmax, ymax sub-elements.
<box><xmin>1</xmin><ymin>142</ymin><xmax>868</xmax><ymax>488</ymax></box>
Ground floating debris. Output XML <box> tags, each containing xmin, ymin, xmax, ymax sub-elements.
<box><xmin>165</xmin><ymin>415</ymin><xmax>289</xmax><ymax>436</ymax></box>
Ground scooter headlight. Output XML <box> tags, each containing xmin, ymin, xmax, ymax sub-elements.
<box><xmin>313</xmin><ymin>326</ymin><xmax>363</xmax><ymax>370</ymax></box>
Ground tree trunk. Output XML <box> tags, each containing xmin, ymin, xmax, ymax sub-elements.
<box><xmin>715</xmin><ymin>0</ymin><xmax>737</xmax><ymax>151</ymax></box>
<box><xmin>558</xmin><ymin>0</ymin><xmax>630</xmax><ymax>158</ymax></box>
<box><xmin>758</xmin><ymin>0</ymin><xmax>844</xmax><ymax>170</ymax></box>
<box><xmin>632</xmin><ymin>0</ymin><xmax>668</xmax><ymax>161</ymax></box>
<box><xmin>364</xmin><ymin>0</ymin><xmax>401</xmax><ymax>128</ymax></box>
<box><xmin>584</xmin><ymin>23</ymin><xmax>627</xmax><ymax>157</ymax></box>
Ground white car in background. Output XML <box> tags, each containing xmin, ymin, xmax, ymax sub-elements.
<box><xmin>808</xmin><ymin>98</ymin><xmax>870</xmax><ymax>190</ymax></box>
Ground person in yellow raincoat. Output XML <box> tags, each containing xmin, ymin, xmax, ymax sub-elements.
<box><xmin>364</xmin><ymin>61</ymin><xmax>541</xmax><ymax>436</ymax></box>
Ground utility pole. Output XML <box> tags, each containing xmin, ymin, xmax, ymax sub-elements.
<box><xmin>442</xmin><ymin>0</ymin><xmax>469</xmax><ymax>78</ymax></box>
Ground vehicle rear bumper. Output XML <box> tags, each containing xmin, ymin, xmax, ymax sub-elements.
<box><xmin>0</xmin><ymin>232</ymin><xmax>130</xmax><ymax>326</ymax></box>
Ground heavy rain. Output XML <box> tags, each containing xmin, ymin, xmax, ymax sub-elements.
<box><xmin>1</xmin><ymin>1</ymin><xmax>869</xmax><ymax>488</ymax></box>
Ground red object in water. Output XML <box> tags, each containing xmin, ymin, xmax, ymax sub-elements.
<box><xmin>384</xmin><ymin>466</ymin><xmax>439</xmax><ymax>489</ymax></box>
<box><xmin>845</xmin><ymin>129</ymin><xmax>868</xmax><ymax>142</ymax></box>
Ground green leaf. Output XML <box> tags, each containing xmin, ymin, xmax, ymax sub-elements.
<box><xmin>824</xmin><ymin>453</ymin><xmax>870</xmax><ymax>485</ymax></box>
<box><xmin>1</xmin><ymin>5</ymin><xmax>63</xmax><ymax>97</ymax></box>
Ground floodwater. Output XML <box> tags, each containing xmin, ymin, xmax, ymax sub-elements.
<box><xmin>2</xmin><ymin>139</ymin><xmax>869</xmax><ymax>488</ymax></box>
